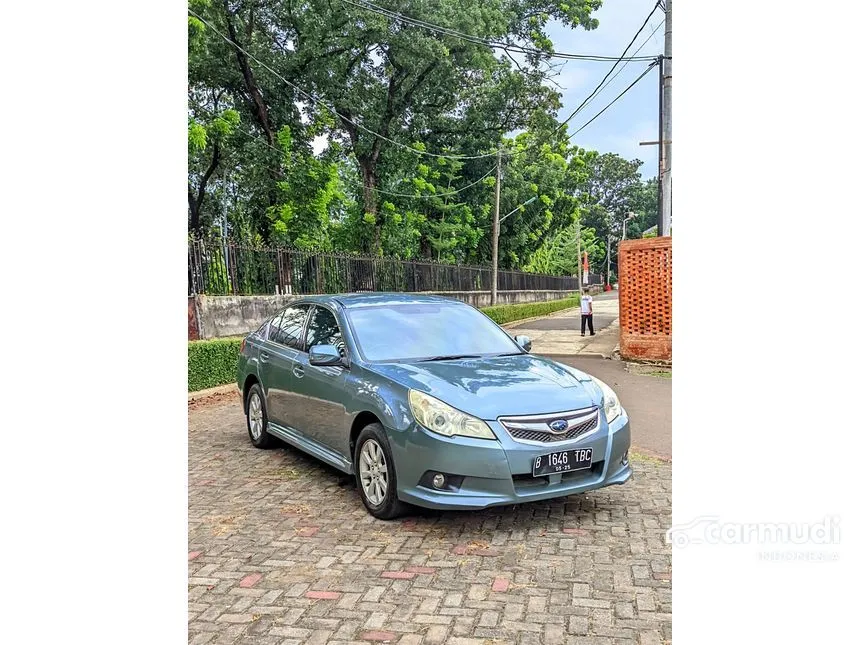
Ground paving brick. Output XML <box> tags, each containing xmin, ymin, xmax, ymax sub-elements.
<box><xmin>361</xmin><ymin>630</ymin><xmax>398</xmax><ymax>642</ymax></box>
<box><xmin>238</xmin><ymin>573</ymin><xmax>262</xmax><ymax>588</ymax></box>
<box><xmin>491</xmin><ymin>577</ymin><xmax>510</xmax><ymax>592</ymax></box>
<box><xmin>422</xmin><ymin>625</ymin><xmax>450</xmax><ymax>645</ymax></box>
<box><xmin>381</xmin><ymin>571</ymin><xmax>417</xmax><ymax>580</ymax></box>
<box><xmin>568</xmin><ymin>615</ymin><xmax>589</xmax><ymax>635</ymax></box>
<box><xmin>478</xmin><ymin>610</ymin><xmax>499</xmax><ymax>627</ymax></box>
<box><xmin>188</xmin><ymin>398</ymin><xmax>672</xmax><ymax>645</ymax></box>
<box><xmin>305</xmin><ymin>590</ymin><xmax>342</xmax><ymax>600</ymax></box>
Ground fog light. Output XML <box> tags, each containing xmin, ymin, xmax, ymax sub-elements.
<box><xmin>432</xmin><ymin>473</ymin><xmax>446</xmax><ymax>489</ymax></box>
<box><xmin>621</xmin><ymin>450</ymin><xmax>629</xmax><ymax>466</ymax></box>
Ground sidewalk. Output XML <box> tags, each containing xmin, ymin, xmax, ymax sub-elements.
<box><xmin>507</xmin><ymin>291</ymin><xmax>620</xmax><ymax>358</ymax></box>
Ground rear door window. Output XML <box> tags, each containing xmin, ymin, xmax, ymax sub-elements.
<box><xmin>255</xmin><ymin>314</ymin><xmax>278</xmax><ymax>341</ymax></box>
<box><xmin>270</xmin><ymin>305</ymin><xmax>310</xmax><ymax>350</ymax></box>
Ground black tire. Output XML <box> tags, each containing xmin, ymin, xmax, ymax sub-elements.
<box><xmin>245</xmin><ymin>383</ymin><xmax>275</xmax><ymax>449</ymax></box>
<box><xmin>354</xmin><ymin>423</ymin><xmax>408</xmax><ymax>520</ymax></box>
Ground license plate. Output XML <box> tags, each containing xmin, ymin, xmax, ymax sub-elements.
<box><xmin>532</xmin><ymin>447</ymin><xmax>593</xmax><ymax>477</ymax></box>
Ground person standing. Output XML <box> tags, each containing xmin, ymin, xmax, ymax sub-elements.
<box><xmin>580</xmin><ymin>291</ymin><xmax>595</xmax><ymax>336</ymax></box>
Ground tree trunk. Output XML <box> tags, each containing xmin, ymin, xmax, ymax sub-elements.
<box><xmin>223</xmin><ymin>3</ymin><xmax>275</xmax><ymax>146</ymax></box>
<box><xmin>188</xmin><ymin>142</ymin><xmax>221</xmax><ymax>234</ymax></box>
<box><xmin>359</xmin><ymin>157</ymin><xmax>381</xmax><ymax>253</ymax></box>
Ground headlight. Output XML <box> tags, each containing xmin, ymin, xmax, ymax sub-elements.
<box><xmin>592</xmin><ymin>377</ymin><xmax>622</xmax><ymax>424</ymax></box>
<box><xmin>408</xmin><ymin>390</ymin><xmax>496</xmax><ymax>440</ymax></box>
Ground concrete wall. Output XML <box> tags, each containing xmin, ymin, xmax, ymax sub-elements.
<box><xmin>195</xmin><ymin>294</ymin><xmax>301</xmax><ymax>339</ymax></box>
<box><xmin>189</xmin><ymin>288</ymin><xmax>598</xmax><ymax>340</ymax></box>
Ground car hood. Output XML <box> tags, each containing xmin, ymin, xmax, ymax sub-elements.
<box><xmin>368</xmin><ymin>354</ymin><xmax>599</xmax><ymax>419</ymax></box>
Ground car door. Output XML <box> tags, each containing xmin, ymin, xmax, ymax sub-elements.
<box><xmin>290</xmin><ymin>304</ymin><xmax>351</xmax><ymax>455</ymax></box>
<box><xmin>258</xmin><ymin>304</ymin><xmax>311</xmax><ymax>430</ymax></box>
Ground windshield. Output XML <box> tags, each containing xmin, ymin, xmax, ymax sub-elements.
<box><xmin>346</xmin><ymin>303</ymin><xmax>523</xmax><ymax>362</ymax></box>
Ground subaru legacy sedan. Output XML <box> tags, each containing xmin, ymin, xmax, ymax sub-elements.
<box><xmin>237</xmin><ymin>293</ymin><xmax>631</xmax><ymax>519</ymax></box>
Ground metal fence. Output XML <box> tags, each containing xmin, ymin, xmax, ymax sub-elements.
<box><xmin>188</xmin><ymin>239</ymin><xmax>601</xmax><ymax>296</ymax></box>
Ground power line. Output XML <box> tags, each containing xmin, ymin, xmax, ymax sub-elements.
<box><xmin>341</xmin><ymin>0</ymin><xmax>657</xmax><ymax>63</ymax></box>
<box><xmin>476</xmin><ymin>61</ymin><xmax>659</xmax><ymax>229</ymax></box>
<box><xmin>508</xmin><ymin>1</ymin><xmax>663</xmax><ymax>159</ymax></box>
<box><xmin>563</xmin><ymin>60</ymin><xmax>659</xmax><ymax>143</ymax></box>
<box><xmin>190</xmin><ymin>106</ymin><xmax>497</xmax><ymax>198</ymax></box>
<box><xmin>189</xmin><ymin>8</ymin><xmax>500</xmax><ymax>161</ymax></box>
<box><xmin>574</xmin><ymin>18</ymin><xmax>664</xmax><ymax>120</ymax></box>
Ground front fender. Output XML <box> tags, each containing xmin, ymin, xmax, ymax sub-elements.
<box><xmin>343</xmin><ymin>370</ymin><xmax>412</xmax><ymax>432</ymax></box>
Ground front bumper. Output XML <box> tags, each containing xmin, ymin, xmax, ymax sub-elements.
<box><xmin>388</xmin><ymin>409</ymin><xmax>632</xmax><ymax>510</ymax></box>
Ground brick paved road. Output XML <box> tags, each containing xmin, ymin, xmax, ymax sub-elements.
<box><xmin>189</xmin><ymin>393</ymin><xmax>671</xmax><ymax>645</ymax></box>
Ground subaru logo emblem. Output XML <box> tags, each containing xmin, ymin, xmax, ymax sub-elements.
<box><xmin>549</xmin><ymin>419</ymin><xmax>568</xmax><ymax>433</ymax></box>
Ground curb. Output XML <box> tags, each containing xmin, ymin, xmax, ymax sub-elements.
<box><xmin>188</xmin><ymin>383</ymin><xmax>240</xmax><ymax>402</ymax></box>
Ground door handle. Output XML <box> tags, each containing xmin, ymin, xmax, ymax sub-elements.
<box><xmin>260</xmin><ymin>351</ymin><xmax>270</xmax><ymax>363</ymax></box>
<box><xmin>293</xmin><ymin>365</ymin><xmax>305</xmax><ymax>378</ymax></box>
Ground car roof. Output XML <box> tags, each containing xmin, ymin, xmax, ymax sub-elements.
<box><xmin>295</xmin><ymin>292</ymin><xmax>467</xmax><ymax>309</ymax></box>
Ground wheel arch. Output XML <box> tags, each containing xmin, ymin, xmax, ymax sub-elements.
<box><xmin>349</xmin><ymin>411</ymin><xmax>382</xmax><ymax>458</ymax></box>
<box><xmin>241</xmin><ymin>374</ymin><xmax>260</xmax><ymax>412</ymax></box>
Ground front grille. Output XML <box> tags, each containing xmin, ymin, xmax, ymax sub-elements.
<box><xmin>499</xmin><ymin>407</ymin><xmax>600</xmax><ymax>444</ymax></box>
<box><xmin>507</xmin><ymin>415</ymin><xmax>598</xmax><ymax>443</ymax></box>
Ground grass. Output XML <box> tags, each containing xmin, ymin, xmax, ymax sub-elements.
<box><xmin>629</xmin><ymin>450</ymin><xmax>669</xmax><ymax>464</ymax></box>
<box><xmin>188</xmin><ymin>295</ymin><xmax>581</xmax><ymax>392</ymax></box>
<box><xmin>626</xmin><ymin>362</ymin><xmax>672</xmax><ymax>379</ymax></box>
<box><xmin>642</xmin><ymin>370</ymin><xmax>672</xmax><ymax>379</ymax></box>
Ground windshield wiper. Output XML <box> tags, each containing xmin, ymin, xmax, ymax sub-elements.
<box><xmin>418</xmin><ymin>354</ymin><xmax>482</xmax><ymax>362</ymax></box>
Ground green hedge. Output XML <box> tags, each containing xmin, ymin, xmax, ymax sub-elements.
<box><xmin>188</xmin><ymin>337</ymin><xmax>242</xmax><ymax>392</ymax></box>
<box><xmin>481</xmin><ymin>295</ymin><xmax>580</xmax><ymax>325</ymax></box>
<box><xmin>188</xmin><ymin>295</ymin><xmax>581</xmax><ymax>391</ymax></box>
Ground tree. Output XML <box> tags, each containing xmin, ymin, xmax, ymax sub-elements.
<box><xmin>276</xmin><ymin>0</ymin><xmax>601</xmax><ymax>251</ymax></box>
<box><xmin>524</xmin><ymin>218</ymin><xmax>604</xmax><ymax>276</ymax></box>
<box><xmin>625</xmin><ymin>177</ymin><xmax>658</xmax><ymax>239</ymax></box>
<box><xmin>582</xmin><ymin>152</ymin><xmax>644</xmax><ymax>240</ymax></box>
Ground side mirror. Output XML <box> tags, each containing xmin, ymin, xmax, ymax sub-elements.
<box><xmin>309</xmin><ymin>344</ymin><xmax>344</xmax><ymax>367</ymax></box>
<box><xmin>514</xmin><ymin>335</ymin><xmax>532</xmax><ymax>352</ymax></box>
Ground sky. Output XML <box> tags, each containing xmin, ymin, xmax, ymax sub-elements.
<box><xmin>545</xmin><ymin>0</ymin><xmax>665</xmax><ymax>179</ymax></box>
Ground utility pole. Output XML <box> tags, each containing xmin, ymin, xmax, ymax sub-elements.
<box><xmin>659</xmin><ymin>0</ymin><xmax>672</xmax><ymax>236</ymax></box>
<box><xmin>576</xmin><ymin>217</ymin><xmax>582</xmax><ymax>295</ymax></box>
<box><xmin>606</xmin><ymin>234</ymin><xmax>611</xmax><ymax>287</ymax></box>
<box><xmin>491</xmin><ymin>147</ymin><xmax>502</xmax><ymax>305</ymax></box>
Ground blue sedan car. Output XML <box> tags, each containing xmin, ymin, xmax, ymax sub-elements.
<box><xmin>237</xmin><ymin>293</ymin><xmax>631</xmax><ymax>519</ymax></box>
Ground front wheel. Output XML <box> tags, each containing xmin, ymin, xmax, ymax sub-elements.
<box><xmin>355</xmin><ymin>423</ymin><xmax>408</xmax><ymax>520</ymax></box>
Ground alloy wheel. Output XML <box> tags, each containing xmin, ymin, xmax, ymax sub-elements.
<box><xmin>248</xmin><ymin>392</ymin><xmax>263</xmax><ymax>440</ymax></box>
<box><xmin>359</xmin><ymin>439</ymin><xmax>388</xmax><ymax>506</ymax></box>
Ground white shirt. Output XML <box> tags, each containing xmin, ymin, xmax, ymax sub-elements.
<box><xmin>581</xmin><ymin>295</ymin><xmax>593</xmax><ymax>315</ymax></box>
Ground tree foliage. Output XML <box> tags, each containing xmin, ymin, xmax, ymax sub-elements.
<box><xmin>187</xmin><ymin>0</ymin><xmax>658</xmax><ymax>273</ymax></box>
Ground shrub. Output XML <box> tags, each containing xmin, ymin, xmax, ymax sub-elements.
<box><xmin>187</xmin><ymin>296</ymin><xmax>581</xmax><ymax>391</ymax></box>
<box><xmin>481</xmin><ymin>295</ymin><xmax>580</xmax><ymax>325</ymax></box>
<box><xmin>188</xmin><ymin>338</ymin><xmax>242</xmax><ymax>392</ymax></box>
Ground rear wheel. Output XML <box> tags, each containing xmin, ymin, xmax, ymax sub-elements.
<box><xmin>245</xmin><ymin>384</ymin><xmax>275</xmax><ymax>449</ymax></box>
<box><xmin>355</xmin><ymin>423</ymin><xmax>408</xmax><ymax>520</ymax></box>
